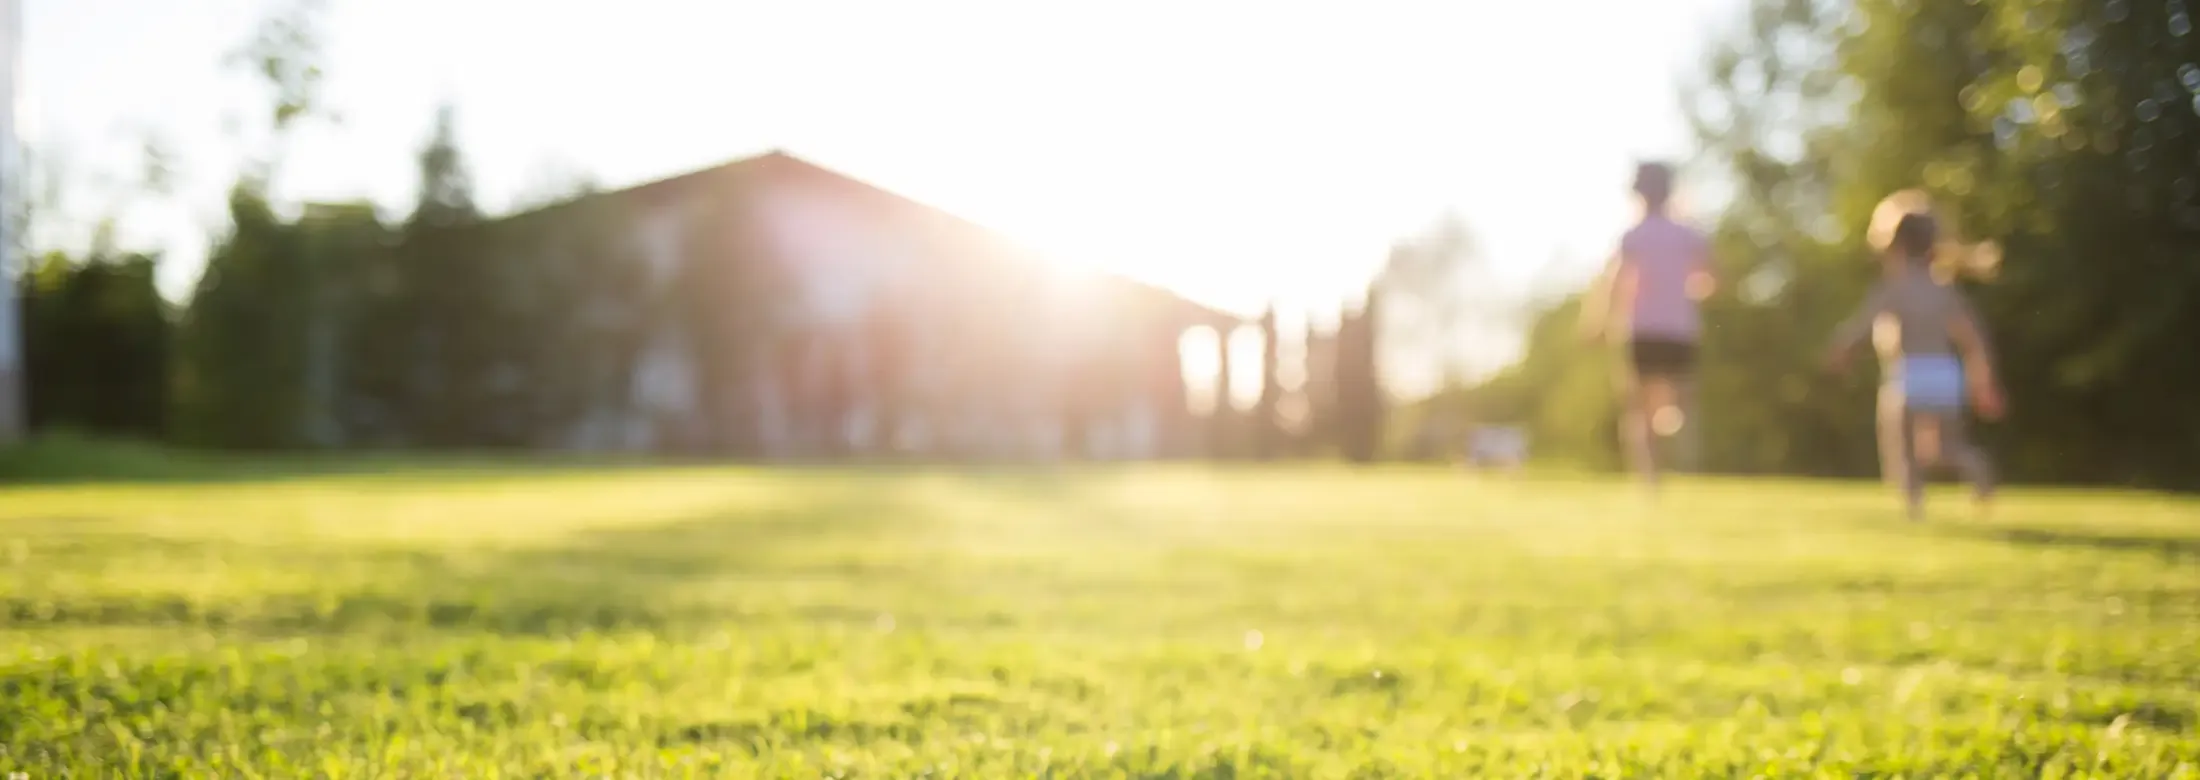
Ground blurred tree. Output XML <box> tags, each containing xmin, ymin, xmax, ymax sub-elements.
<box><xmin>8</xmin><ymin>132</ymin><xmax>180</xmax><ymax>445</ymax></box>
<box><xmin>20</xmin><ymin>250</ymin><xmax>171</xmax><ymax>439</ymax></box>
<box><xmin>1459</xmin><ymin>297</ymin><xmax>1621</xmax><ymax>471</ymax></box>
<box><xmin>1681</xmin><ymin>0</ymin><xmax>1881</xmax><ymax>477</ymax></box>
<box><xmin>1372</xmin><ymin>213</ymin><xmax>1515</xmax><ymax>390</ymax></box>
<box><xmin>1475</xmin><ymin>0</ymin><xmax>2200</xmax><ymax>489</ymax></box>
<box><xmin>173</xmin><ymin>0</ymin><xmax>335</xmax><ymax>448</ymax></box>
<box><xmin>1816</xmin><ymin>0</ymin><xmax>2200</xmax><ymax>488</ymax></box>
<box><xmin>392</xmin><ymin>105</ymin><xmax>501</xmax><ymax>446</ymax></box>
<box><xmin>222</xmin><ymin>0</ymin><xmax>330</xmax><ymax>176</ymax></box>
<box><xmin>303</xmin><ymin>202</ymin><xmax>393</xmax><ymax>446</ymax></box>
<box><xmin>1455</xmin><ymin>0</ymin><xmax>1869</xmax><ymax>474</ymax></box>
<box><xmin>174</xmin><ymin>183</ymin><xmax>317</xmax><ymax>448</ymax></box>
<box><xmin>1920</xmin><ymin>0</ymin><xmax>2200</xmax><ymax>488</ymax></box>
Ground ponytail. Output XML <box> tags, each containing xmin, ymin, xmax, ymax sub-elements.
<box><xmin>1868</xmin><ymin>188</ymin><xmax>2001</xmax><ymax>283</ymax></box>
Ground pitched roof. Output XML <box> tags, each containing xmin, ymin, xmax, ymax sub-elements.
<box><xmin>510</xmin><ymin>150</ymin><xmax>1243</xmax><ymax>329</ymax></box>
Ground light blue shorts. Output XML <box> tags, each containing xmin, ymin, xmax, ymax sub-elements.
<box><xmin>1897</xmin><ymin>354</ymin><xmax>1966</xmax><ymax>411</ymax></box>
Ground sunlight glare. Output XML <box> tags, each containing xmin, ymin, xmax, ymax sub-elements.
<box><xmin>1227</xmin><ymin>325</ymin><xmax>1265</xmax><ymax>411</ymax></box>
<box><xmin>1179</xmin><ymin>326</ymin><xmax>1221</xmax><ymax>416</ymax></box>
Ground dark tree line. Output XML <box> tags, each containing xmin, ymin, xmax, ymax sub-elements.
<box><xmin>19</xmin><ymin>252</ymin><xmax>170</xmax><ymax>439</ymax></box>
<box><xmin>20</xmin><ymin>2</ymin><xmax>652</xmax><ymax>452</ymax></box>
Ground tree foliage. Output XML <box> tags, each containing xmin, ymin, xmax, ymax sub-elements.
<box><xmin>1473</xmin><ymin>0</ymin><xmax>2200</xmax><ymax>489</ymax></box>
<box><xmin>1373</xmin><ymin>213</ymin><xmax>1518</xmax><ymax>387</ymax></box>
<box><xmin>20</xmin><ymin>252</ymin><xmax>170</xmax><ymax>439</ymax></box>
<box><xmin>171</xmin><ymin>0</ymin><xmax>341</xmax><ymax>449</ymax></box>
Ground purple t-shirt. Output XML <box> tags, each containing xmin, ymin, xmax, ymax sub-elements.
<box><xmin>1615</xmin><ymin>215</ymin><xmax>1711</xmax><ymax>342</ymax></box>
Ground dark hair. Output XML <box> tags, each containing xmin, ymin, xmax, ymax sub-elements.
<box><xmin>1892</xmin><ymin>212</ymin><xmax>1937</xmax><ymax>263</ymax></box>
<box><xmin>1633</xmin><ymin>162</ymin><xmax>1674</xmax><ymax>204</ymax></box>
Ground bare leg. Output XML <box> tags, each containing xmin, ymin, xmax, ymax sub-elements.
<box><xmin>1897</xmin><ymin>407</ymin><xmax>1996</xmax><ymax>519</ymax></box>
<box><xmin>1618</xmin><ymin>372</ymin><xmax>1659</xmax><ymax>487</ymax></box>
<box><xmin>1642</xmin><ymin>375</ymin><xmax>1682</xmax><ymax>438</ymax></box>
<box><xmin>1937</xmin><ymin>411</ymin><xmax>1997</xmax><ymax>512</ymax></box>
<box><xmin>1913</xmin><ymin>415</ymin><xmax>1944</xmax><ymax>466</ymax></box>
<box><xmin>1898</xmin><ymin>409</ymin><xmax>1927</xmax><ymax>520</ymax></box>
<box><xmin>1877</xmin><ymin>383</ymin><xmax>1909</xmax><ymax>491</ymax></box>
<box><xmin>1668</xmin><ymin>372</ymin><xmax>1701</xmax><ymax>473</ymax></box>
<box><xmin>1635</xmin><ymin>372</ymin><xmax>1694</xmax><ymax>485</ymax></box>
<box><xmin>1642</xmin><ymin>373</ymin><xmax>1694</xmax><ymax>478</ymax></box>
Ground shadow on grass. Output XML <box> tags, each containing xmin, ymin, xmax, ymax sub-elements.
<box><xmin>0</xmin><ymin>436</ymin><xmax>1130</xmax><ymax>494</ymax></box>
<box><xmin>0</xmin><ymin>434</ymin><xmax>734</xmax><ymax>488</ymax></box>
<box><xmin>4</xmin><ymin>475</ymin><xmax>929</xmax><ymax>638</ymax></box>
<box><xmin>1940</xmin><ymin>524</ymin><xmax>2200</xmax><ymax>562</ymax></box>
<box><xmin>0</xmin><ymin>436</ymin><xmax>993</xmax><ymax>499</ymax></box>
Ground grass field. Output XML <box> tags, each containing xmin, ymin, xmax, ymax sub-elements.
<box><xmin>4</xmin><ymin>453</ymin><xmax>2198</xmax><ymax>777</ymax></box>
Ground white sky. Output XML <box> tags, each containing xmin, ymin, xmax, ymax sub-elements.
<box><xmin>23</xmin><ymin>0</ymin><xmax>1737</xmax><ymax>335</ymax></box>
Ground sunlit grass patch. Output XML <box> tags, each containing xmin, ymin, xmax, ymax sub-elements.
<box><xmin>4</xmin><ymin>459</ymin><xmax>2196</xmax><ymax>776</ymax></box>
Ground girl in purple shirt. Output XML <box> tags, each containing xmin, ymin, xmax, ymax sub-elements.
<box><xmin>1581</xmin><ymin>162</ymin><xmax>1716</xmax><ymax>488</ymax></box>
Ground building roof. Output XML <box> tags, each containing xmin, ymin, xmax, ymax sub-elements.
<box><xmin>502</xmin><ymin>150</ymin><xmax>1244</xmax><ymax>330</ymax></box>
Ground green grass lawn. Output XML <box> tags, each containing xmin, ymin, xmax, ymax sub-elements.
<box><xmin>4</xmin><ymin>456</ymin><xmax>2198</xmax><ymax>777</ymax></box>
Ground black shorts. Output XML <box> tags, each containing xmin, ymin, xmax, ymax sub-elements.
<box><xmin>1629</xmin><ymin>338</ymin><xmax>1697</xmax><ymax>377</ymax></box>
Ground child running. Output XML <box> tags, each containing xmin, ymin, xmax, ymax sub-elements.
<box><xmin>1823</xmin><ymin>203</ymin><xmax>2005</xmax><ymax>520</ymax></box>
<box><xmin>1580</xmin><ymin>162</ymin><xmax>1715</xmax><ymax>489</ymax></box>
